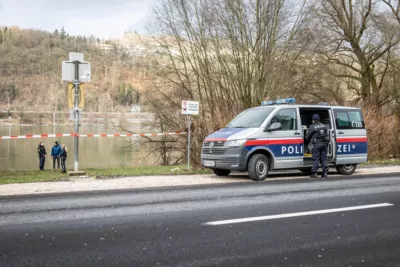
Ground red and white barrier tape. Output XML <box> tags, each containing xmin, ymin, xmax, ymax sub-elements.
<box><xmin>0</xmin><ymin>132</ymin><xmax>187</xmax><ymax>139</ymax></box>
<box><xmin>0</xmin><ymin>133</ymin><xmax>75</xmax><ymax>139</ymax></box>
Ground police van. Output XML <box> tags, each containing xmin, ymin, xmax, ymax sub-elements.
<box><xmin>201</xmin><ymin>98</ymin><xmax>368</xmax><ymax>181</ymax></box>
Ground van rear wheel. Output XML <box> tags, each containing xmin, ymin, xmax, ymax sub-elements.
<box><xmin>213</xmin><ymin>169</ymin><xmax>231</xmax><ymax>176</ymax></box>
<box><xmin>248</xmin><ymin>154</ymin><xmax>269</xmax><ymax>181</ymax></box>
<box><xmin>336</xmin><ymin>164</ymin><xmax>357</xmax><ymax>175</ymax></box>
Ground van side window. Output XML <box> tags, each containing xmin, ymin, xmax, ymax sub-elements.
<box><xmin>334</xmin><ymin>110</ymin><xmax>365</xmax><ymax>129</ymax></box>
<box><xmin>271</xmin><ymin>108</ymin><xmax>298</xmax><ymax>130</ymax></box>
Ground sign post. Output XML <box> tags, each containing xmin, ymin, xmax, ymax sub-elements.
<box><xmin>187</xmin><ymin>115</ymin><xmax>191</xmax><ymax>169</ymax></box>
<box><xmin>62</xmin><ymin>52</ymin><xmax>91</xmax><ymax>174</ymax></box>
<box><xmin>181</xmin><ymin>100</ymin><xmax>199</xmax><ymax>169</ymax></box>
<box><xmin>73</xmin><ymin>60</ymin><xmax>80</xmax><ymax>172</ymax></box>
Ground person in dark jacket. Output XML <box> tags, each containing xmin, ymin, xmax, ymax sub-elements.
<box><xmin>305</xmin><ymin>114</ymin><xmax>330</xmax><ymax>178</ymax></box>
<box><xmin>38</xmin><ymin>142</ymin><xmax>47</xmax><ymax>171</ymax></box>
<box><xmin>59</xmin><ymin>144</ymin><xmax>67</xmax><ymax>173</ymax></box>
<box><xmin>51</xmin><ymin>141</ymin><xmax>61</xmax><ymax>169</ymax></box>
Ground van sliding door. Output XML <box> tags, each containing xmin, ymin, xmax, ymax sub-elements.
<box><xmin>333</xmin><ymin>109</ymin><xmax>367</xmax><ymax>164</ymax></box>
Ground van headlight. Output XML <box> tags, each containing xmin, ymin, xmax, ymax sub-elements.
<box><xmin>225</xmin><ymin>139</ymin><xmax>247</xmax><ymax>148</ymax></box>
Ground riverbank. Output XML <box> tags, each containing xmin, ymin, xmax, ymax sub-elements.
<box><xmin>1</xmin><ymin>159</ymin><xmax>399</xmax><ymax>186</ymax></box>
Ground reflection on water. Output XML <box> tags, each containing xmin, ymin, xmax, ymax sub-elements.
<box><xmin>0</xmin><ymin>125</ymin><xmax>158</xmax><ymax>170</ymax></box>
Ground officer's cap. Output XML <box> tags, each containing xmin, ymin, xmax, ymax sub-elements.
<box><xmin>312</xmin><ymin>114</ymin><xmax>320</xmax><ymax>121</ymax></box>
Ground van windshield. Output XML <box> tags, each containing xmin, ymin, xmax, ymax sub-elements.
<box><xmin>226</xmin><ymin>107</ymin><xmax>275</xmax><ymax>128</ymax></box>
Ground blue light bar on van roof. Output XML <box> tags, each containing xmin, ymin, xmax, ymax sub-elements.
<box><xmin>261</xmin><ymin>98</ymin><xmax>296</xmax><ymax>106</ymax></box>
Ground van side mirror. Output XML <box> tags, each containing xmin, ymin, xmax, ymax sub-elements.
<box><xmin>266</xmin><ymin>122</ymin><xmax>282</xmax><ymax>132</ymax></box>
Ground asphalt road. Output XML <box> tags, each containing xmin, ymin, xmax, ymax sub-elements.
<box><xmin>1</xmin><ymin>176</ymin><xmax>400</xmax><ymax>267</ymax></box>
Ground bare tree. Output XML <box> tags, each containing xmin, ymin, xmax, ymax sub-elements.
<box><xmin>145</xmin><ymin>0</ymin><xmax>308</xmax><ymax>165</ymax></box>
<box><xmin>382</xmin><ymin>1</ymin><xmax>400</xmax><ymax>115</ymax></box>
<box><xmin>309</xmin><ymin>0</ymin><xmax>400</xmax><ymax>108</ymax></box>
<box><xmin>383</xmin><ymin>0</ymin><xmax>400</xmax><ymax>23</ymax></box>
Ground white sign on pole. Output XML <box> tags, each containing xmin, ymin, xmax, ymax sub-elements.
<box><xmin>181</xmin><ymin>100</ymin><xmax>199</xmax><ymax>170</ymax></box>
<box><xmin>61</xmin><ymin>61</ymin><xmax>91</xmax><ymax>82</ymax></box>
<box><xmin>181</xmin><ymin>100</ymin><xmax>199</xmax><ymax>115</ymax></box>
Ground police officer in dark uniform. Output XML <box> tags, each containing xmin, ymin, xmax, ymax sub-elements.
<box><xmin>38</xmin><ymin>142</ymin><xmax>47</xmax><ymax>171</ymax></box>
<box><xmin>305</xmin><ymin>114</ymin><xmax>330</xmax><ymax>178</ymax></box>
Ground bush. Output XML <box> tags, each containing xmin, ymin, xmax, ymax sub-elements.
<box><xmin>364</xmin><ymin>107</ymin><xmax>400</xmax><ymax>160</ymax></box>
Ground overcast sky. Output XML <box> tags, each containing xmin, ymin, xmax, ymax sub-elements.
<box><xmin>0</xmin><ymin>0</ymin><xmax>157</xmax><ymax>39</ymax></box>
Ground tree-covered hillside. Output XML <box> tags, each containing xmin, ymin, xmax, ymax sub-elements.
<box><xmin>0</xmin><ymin>26</ymin><xmax>146</xmax><ymax>113</ymax></box>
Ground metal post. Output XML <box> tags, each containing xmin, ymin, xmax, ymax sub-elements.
<box><xmin>73</xmin><ymin>61</ymin><xmax>80</xmax><ymax>172</ymax></box>
<box><xmin>187</xmin><ymin>115</ymin><xmax>191</xmax><ymax>169</ymax></box>
<box><xmin>7</xmin><ymin>92</ymin><xmax>10</xmax><ymax>119</ymax></box>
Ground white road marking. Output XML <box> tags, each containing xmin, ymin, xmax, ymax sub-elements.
<box><xmin>203</xmin><ymin>203</ymin><xmax>394</xmax><ymax>226</ymax></box>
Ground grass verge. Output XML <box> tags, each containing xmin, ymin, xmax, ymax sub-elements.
<box><xmin>0</xmin><ymin>170</ymin><xmax>69</xmax><ymax>185</ymax></box>
<box><xmin>360</xmin><ymin>158</ymin><xmax>400</xmax><ymax>167</ymax></box>
<box><xmin>86</xmin><ymin>165</ymin><xmax>212</xmax><ymax>179</ymax></box>
<box><xmin>0</xmin><ymin>165</ymin><xmax>212</xmax><ymax>185</ymax></box>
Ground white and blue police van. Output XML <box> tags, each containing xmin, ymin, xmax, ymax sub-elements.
<box><xmin>201</xmin><ymin>98</ymin><xmax>368</xmax><ymax>181</ymax></box>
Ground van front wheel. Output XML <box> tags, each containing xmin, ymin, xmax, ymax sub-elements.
<box><xmin>248</xmin><ymin>154</ymin><xmax>269</xmax><ymax>181</ymax></box>
<box><xmin>336</xmin><ymin>164</ymin><xmax>357</xmax><ymax>175</ymax></box>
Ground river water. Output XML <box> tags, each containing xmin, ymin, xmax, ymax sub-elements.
<box><xmin>0</xmin><ymin>125</ymin><xmax>159</xmax><ymax>170</ymax></box>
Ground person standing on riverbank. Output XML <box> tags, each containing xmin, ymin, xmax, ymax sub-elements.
<box><xmin>38</xmin><ymin>142</ymin><xmax>46</xmax><ymax>171</ymax></box>
<box><xmin>59</xmin><ymin>144</ymin><xmax>67</xmax><ymax>173</ymax></box>
<box><xmin>51</xmin><ymin>141</ymin><xmax>61</xmax><ymax>169</ymax></box>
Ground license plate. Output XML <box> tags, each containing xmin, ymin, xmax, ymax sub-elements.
<box><xmin>204</xmin><ymin>160</ymin><xmax>215</xmax><ymax>167</ymax></box>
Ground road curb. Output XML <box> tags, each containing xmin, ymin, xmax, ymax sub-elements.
<box><xmin>265</xmin><ymin>171</ymin><xmax>400</xmax><ymax>182</ymax></box>
<box><xmin>0</xmin><ymin>171</ymin><xmax>399</xmax><ymax>199</ymax></box>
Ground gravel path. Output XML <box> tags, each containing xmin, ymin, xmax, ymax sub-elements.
<box><xmin>0</xmin><ymin>166</ymin><xmax>399</xmax><ymax>197</ymax></box>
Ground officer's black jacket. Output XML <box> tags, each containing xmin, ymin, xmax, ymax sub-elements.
<box><xmin>38</xmin><ymin>145</ymin><xmax>46</xmax><ymax>157</ymax></box>
<box><xmin>305</xmin><ymin>121</ymin><xmax>328</xmax><ymax>143</ymax></box>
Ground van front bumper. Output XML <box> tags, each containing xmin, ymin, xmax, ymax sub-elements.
<box><xmin>200</xmin><ymin>147</ymin><xmax>248</xmax><ymax>171</ymax></box>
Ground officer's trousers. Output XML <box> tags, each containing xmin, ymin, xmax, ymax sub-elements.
<box><xmin>311</xmin><ymin>142</ymin><xmax>329</xmax><ymax>174</ymax></box>
<box><xmin>39</xmin><ymin>156</ymin><xmax>45</xmax><ymax>170</ymax></box>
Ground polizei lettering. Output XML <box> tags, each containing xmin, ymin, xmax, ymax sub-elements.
<box><xmin>281</xmin><ymin>145</ymin><xmax>303</xmax><ymax>155</ymax></box>
<box><xmin>337</xmin><ymin>144</ymin><xmax>352</xmax><ymax>153</ymax></box>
